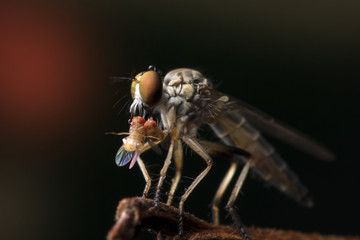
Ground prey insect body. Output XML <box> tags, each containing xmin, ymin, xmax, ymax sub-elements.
<box><xmin>123</xmin><ymin>66</ymin><xmax>334</xmax><ymax>236</ymax></box>
<box><xmin>109</xmin><ymin>116</ymin><xmax>164</xmax><ymax>170</ymax></box>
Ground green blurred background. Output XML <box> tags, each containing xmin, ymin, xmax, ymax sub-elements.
<box><xmin>0</xmin><ymin>1</ymin><xmax>359</xmax><ymax>239</ymax></box>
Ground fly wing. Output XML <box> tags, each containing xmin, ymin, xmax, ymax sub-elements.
<box><xmin>198</xmin><ymin>139</ymin><xmax>251</xmax><ymax>162</ymax></box>
<box><xmin>214</xmin><ymin>90</ymin><xmax>335</xmax><ymax>161</ymax></box>
<box><xmin>115</xmin><ymin>145</ymin><xmax>135</xmax><ymax>167</ymax></box>
<box><xmin>147</xmin><ymin>140</ymin><xmax>163</xmax><ymax>155</ymax></box>
<box><xmin>209</xmin><ymin>111</ymin><xmax>313</xmax><ymax>207</ymax></box>
<box><xmin>204</xmin><ymin>89</ymin><xmax>334</xmax><ymax>206</ymax></box>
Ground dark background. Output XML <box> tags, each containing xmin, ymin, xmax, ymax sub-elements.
<box><xmin>0</xmin><ymin>1</ymin><xmax>359</xmax><ymax>240</ymax></box>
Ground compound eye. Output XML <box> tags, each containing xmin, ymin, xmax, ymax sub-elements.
<box><xmin>144</xmin><ymin>120</ymin><xmax>157</xmax><ymax>129</ymax></box>
<box><xmin>149</xmin><ymin>120</ymin><xmax>157</xmax><ymax>127</ymax></box>
<box><xmin>138</xmin><ymin>117</ymin><xmax>145</xmax><ymax>125</ymax></box>
<box><xmin>131</xmin><ymin>116</ymin><xmax>145</xmax><ymax>126</ymax></box>
<box><xmin>139</xmin><ymin>71</ymin><xmax>162</xmax><ymax>107</ymax></box>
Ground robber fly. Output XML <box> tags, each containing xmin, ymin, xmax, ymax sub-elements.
<box><xmin>126</xmin><ymin>66</ymin><xmax>334</xmax><ymax>237</ymax></box>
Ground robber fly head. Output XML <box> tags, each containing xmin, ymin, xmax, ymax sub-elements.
<box><xmin>130</xmin><ymin>66</ymin><xmax>163</xmax><ymax>114</ymax></box>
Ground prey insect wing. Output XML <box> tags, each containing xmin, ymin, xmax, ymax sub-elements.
<box><xmin>129</xmin><ymin>150</ymin><xmax>140</xmax><ymax>169</ymax></box>
<box><xmin>115</xmin><ymin>145</ymin><xmax>135</xmax><ymax>167</ymax></box>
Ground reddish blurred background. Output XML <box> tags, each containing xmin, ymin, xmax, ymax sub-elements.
<box><xmin>0</xmin><ymin>2</ymin><xmax>107</xmax><ymax>240</ymax></box>
<box><xmin>0</xmin><ymin>1</ymin><xmax>103</xmax><ymax>153</ymax></box>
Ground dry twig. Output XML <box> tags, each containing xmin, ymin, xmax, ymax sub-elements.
<box><xmin>107</xmin><ymin>197</ymin><xmax>359</xmax><ymax>240</ymax></box>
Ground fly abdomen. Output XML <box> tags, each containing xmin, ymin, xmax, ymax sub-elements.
<box><xmin>246</xmin><ymin>138</ymin><xmax>312</xmax><ymax>207</ymax></box>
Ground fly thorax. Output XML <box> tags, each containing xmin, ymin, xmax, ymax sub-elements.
<box><xmin>162</xmin><ymin>84</ymin><xmax>195</xmax><ymax>116</ymax></box>
<box><xmin>160</xmin><ymin>68</ymin><xmax>215</xmax><ymax>135</ymax></box>
<box><xmin>123</xmin><ymin>135</ymin><xmax>145</xmax><ymax>152</ymax></box>
<box><xmin>163</xmin><ymin>69</ymin><xmax>212</xmax><ymax>117</ymax></box>
<box><xmin>122</xmin><ymin>137</ymin><xmax>136</xmax><ymax>152</ymax></box>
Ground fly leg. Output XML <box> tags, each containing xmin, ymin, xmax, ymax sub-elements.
<box><xmin>178</xmin><ymin>136</ymin><xmax>213</xmax><ymax>235</ymax></box>
<box><xmin>136</xmin><ymin>142</ymin><xmax>159</xmax><ymax>198</ymax></box>
<box><xmin>212</xmin><ymin>161</ymin><xmax>237</xmax><ymax>225</ymax></box>
<box><xmin>198</xmin><ymin>140</ymin><xmax>251</xmax><ymax>225</ymax></box>
<box><xmin>226</xmin><ymin>160</ymin><xmax>252</xmax><ymax>240</ymax></box>
<box><xmin>154</xmin><ymin>128</ymin><xmax>179</xmax><ymax>207</ymax></box>
<box><xmin>156</xmin><ymin>140</ymin><xmax>182</xmax><ymax>240</ymax></box>
<box><xmin>167</xmin><ymin>139</ymin><xmax>183</xmax><ymax>205</ymax></box>
<box><xmin>137</xmin><ymin>132</ymin><xmax>167</xmax><ymax>198</ymax></box>
<box><xmin>136</xmin><ymin>155</ymin><xmax>151</xmax><ymax>197</ymax></box>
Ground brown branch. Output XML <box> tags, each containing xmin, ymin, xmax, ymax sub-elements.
<box><xmin>107</xmin><ymin>197</ymin><xmax>359</xmax><ymax>240</ymax></box>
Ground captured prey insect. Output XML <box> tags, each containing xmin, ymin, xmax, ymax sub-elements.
<box><xmin>107</xmin><ymin>116</ymin><xmax>167</xmax><ymax>197</ymax></box>
<box><xmin>126</xmin><ymin>66</ymin><xmax>334</xmax><ymax>236</ymax></box>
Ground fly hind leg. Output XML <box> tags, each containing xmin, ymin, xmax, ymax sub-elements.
<box><xmin>212</xmin><ymin>161</ymin><xmax>237</xmax><ymax>225</ymax></box>
<box><xmin>225</xmin><ymin>160</ymin><xmax>252</xmax><ymax>240</ymax></box>
<box><xmin>198</xmin><ymin>140</ymin><xmax>251</xmax><ymax>225</ymax></box>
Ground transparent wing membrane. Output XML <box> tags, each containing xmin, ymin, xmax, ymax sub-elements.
<box><xmin>115</xmin><ymin>146</ymin><xmax>135</xmax><ymax>167</ymax></box>
<box><xmin>222</xmin><ymin>94</ymin><xmax>335</xmax><ymax>161</ymax></box>
<box><xmin>210</xmin><ymin>114</ymin><xmax>313</xmax><ymax>207</ymax></box>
